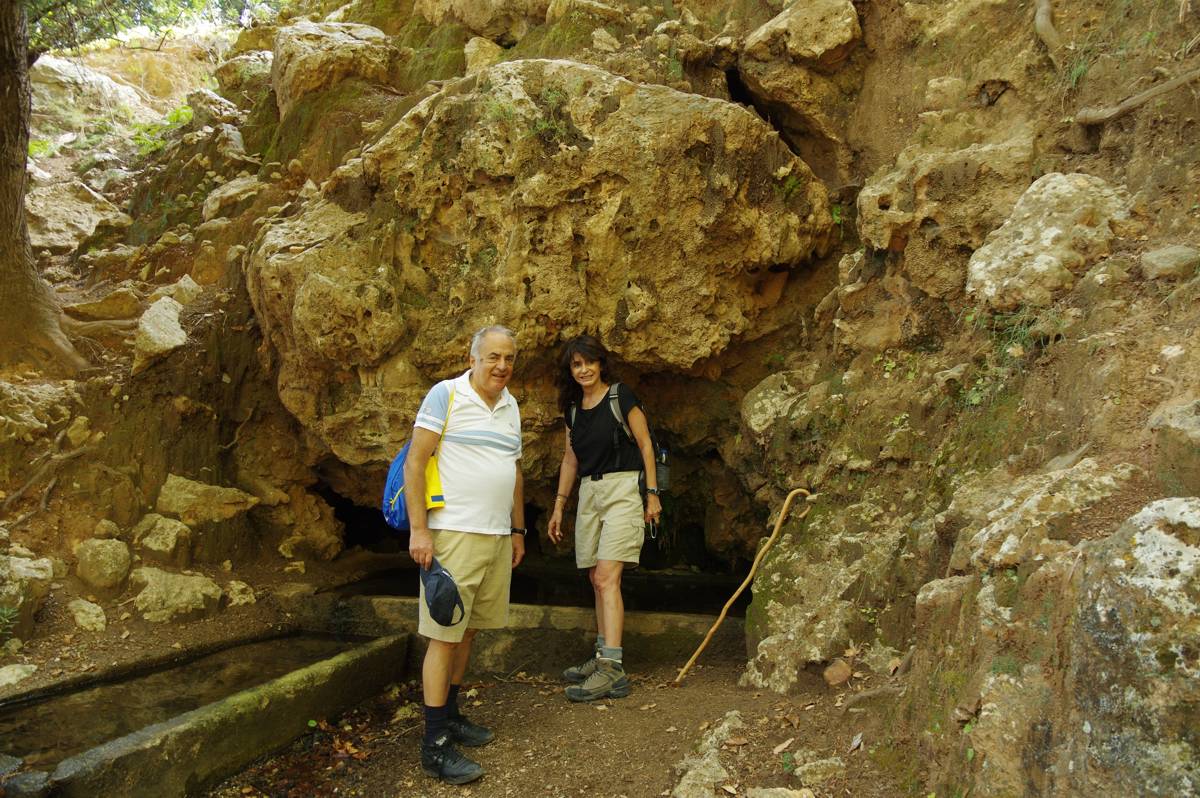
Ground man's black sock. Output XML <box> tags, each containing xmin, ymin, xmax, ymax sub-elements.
<box><xmin>423</xmin><ymin>704</ymin><xmax>450</xmax><ymax>746</ymax></box>
<box><xmin>447</xmin><ymin>684</ymin><xmax>462</xmax><ymax>719</ymax></box>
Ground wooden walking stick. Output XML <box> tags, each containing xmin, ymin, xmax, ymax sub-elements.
<box><xmin>673</xmin><ymin>487</ymin><xmax>811</xmax><ymax>685</ymax></box>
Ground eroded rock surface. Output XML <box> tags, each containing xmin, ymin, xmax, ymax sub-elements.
<box><xmin>130</xmin><ymin>567</ymin><xmax>224</xmax><ymax>623</ymax></box>
<box><xmin>247</xmin><ymin>58</ymin><xmax>831</xmax><ymax>464</ymax></box>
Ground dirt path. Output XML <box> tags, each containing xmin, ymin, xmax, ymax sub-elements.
<box><xmin>208</xmin><ymin>649</ymin><xmax>913</xmax><ymax>798</ymax></box>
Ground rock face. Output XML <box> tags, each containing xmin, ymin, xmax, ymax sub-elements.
<box><xmin>24</xmin><ymin>181</ymin><xmax>132</xmax><ymax>254</ymax></box>
<box><xmin>247</xmin><ymin>58</ymin><xmax>831</xmax><ymax>464</ymax></box>
<box><xmin>1141</xmin><ymin>244</ymin><xmax>1200</xmax><ymax>280</ymax></box>
<box><xmin>966</xmin><ymin>173</ymin><xmax>1134</xmax><ymax>310</ymax></box>
<box><xmin>29</xmin><ymin>55</ymin><xmax>156</xmax><ymax>127</ymax></box>
<box><xmin>1148</xmin><ymin>398</ymin><xmax>1200</xmax><ymax>495</ymax></box>
<box><xmin>214</xmin><ymin>51</ymin><xmax>274</xmax><ymax>108</ymax></box>
<box><xmin>271</xmin><ymin>21</ymin><xmax>402</xmax><ymax>119</ymax></box>
<box><xmin>416</xmin><ymin>0</ymin><xmax>549</xmax><ymax>42</ymax></box>
<box><xmin>129</xmin><ymin>567</ymin><xmax>224</xmax><ymax>623</ymax></box>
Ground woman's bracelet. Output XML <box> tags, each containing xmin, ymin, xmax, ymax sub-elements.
<box><xmin>555</xmin><ymin>493</ymin><xmax>569</xmax><ymax>502</ymax></box>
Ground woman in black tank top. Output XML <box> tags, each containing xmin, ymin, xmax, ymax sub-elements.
<box><xmin>547</xmin><ymin>335</ymin><xmax>661</xmax><ymax>702</ymax></box>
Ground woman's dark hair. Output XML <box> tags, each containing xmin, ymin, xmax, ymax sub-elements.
<box><xmin>556</xmin><ymin>335</ymin><xmax>614</xmax><ymax>419</ymax></box>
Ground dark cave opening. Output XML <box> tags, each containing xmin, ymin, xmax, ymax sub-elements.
<box><xmin>321</xmin><ymin>485</ymin><xmax>754</xmax><ymax>617</ymax></box>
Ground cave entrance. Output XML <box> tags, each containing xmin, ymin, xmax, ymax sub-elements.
<box><xmin>322</xmin><ymin>486</ymin><xmax>755</xmax><ymax>617</ymax></box>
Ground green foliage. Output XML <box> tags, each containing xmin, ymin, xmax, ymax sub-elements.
<box><xmin>0</xmin><ymin>605</ymin><xmax>18</xmax><ymax>642</ymax></box>
<box><xmin>990</xmin><ymin>654</ymin><xmax>1021</xmax><ymax>677</ymax></box>
<box><xmin>27</xmin><ymin>138</ymin><xmax>53</xmax><ymax>158</ymax></box>
<box><xmin>775</xmin><ymin>173</ymin><xmax>804</xmax><ymax>203</ymax></box>
<box><xmin>130</xmin><ymin>103</ymin><xmax>192</xmax><ymax>154</ymax></box>
<box><xmin>27</xmin><ymin>0</ymin><xmax>202</xmax><ymax>56</ymax></box>
<box><xmin>781</xmin><ymin>751</ymin><xmax>797</xmax><ymax>774</ymax></box>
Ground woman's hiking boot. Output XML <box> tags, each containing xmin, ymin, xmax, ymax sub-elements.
<box><xmin>562</xmin><ymin>652</ymin><xmax>600</xmax><ymax>684</ymax></box>
<box><xmin>420</xmin><ymin>733</ymin><xmax>485</xmax><ymax>784</ymax></box>
<box><xmin>565</xmin><ymin>658</ymin><xmax>630</xmax><ymax>702</ymax></box>
<box><xmin>448</xmin><ymin>715</ymin><xmax>495</xmax><ymax>747</ymax></box>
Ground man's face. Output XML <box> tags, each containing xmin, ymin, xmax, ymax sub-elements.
<box><xmin>469</xmin><ymin>333</ymin><xmax>517</xmax><ymax>399</ymax></box>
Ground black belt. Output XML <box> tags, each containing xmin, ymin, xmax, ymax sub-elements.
<box><xmin>587</xmin><ymin>470</ymin><xmax>638</xmax><ymax>481</ymax></box>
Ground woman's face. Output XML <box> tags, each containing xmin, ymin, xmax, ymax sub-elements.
<box><xmin>570</xmin><ymin>353</ymin><xmax>602</xmax><ymax>390</ymax></box>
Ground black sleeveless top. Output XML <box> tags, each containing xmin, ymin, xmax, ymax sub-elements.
<box><xmin>567</xmin><ymin>383</ymin><xmax>643</xmax><ymax>477</ymax></box>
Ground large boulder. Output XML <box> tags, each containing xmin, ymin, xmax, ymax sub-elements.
<box><xmin>131</xmin><ymin>297</ymin><xmax>187</xmax><ymax>375</ymax></box>
<box><xmin>130</xmin><ymin>514</ymin><xmax>193</xmax><ymax>567</ymax></box>
<box><xmin>737</xmin><ymin>0</ymin><xmax>861</xmax><ymax>183</ymax></box>
<box><xmin>74</xmin><ymin>538</ymin><xmax>132</xmax><ymax>591</ymax></box>
<box><xmin>129</xmin><ymin>567</ymin><xmax>224</xmax><ymax>623</ymax></box>
<box><xmin>271</xmin><ymin>21</ymin><xmax>403</xmax><ymax>119</ymax></box>
<box><xmin>966</xmin><ymin>173</ymin><xmax>1134</xmax><ymax>310</ymax></box>
<box><xmin>415</xmin><ymin>0</ymin><xmax>549</xmax><ymax>42</ymax></box>
<box><xmin>24</xmin><ymin>181</ymin><xmax>132</xmax><ymax>254</ymax></box>
<box><xmin>155</xmin><ymin>474</ymin><xmax>260</xmax><ymax>526</ymax></box>
<box><xmin>246</xmin><ymin>58</ymin><xmax>832</xmax><ymax>465</ymax></box>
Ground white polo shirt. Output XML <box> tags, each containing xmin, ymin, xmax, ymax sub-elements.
<box><xmin>414</xmin><ymin>371</ymin><xmax>522</xmax><ymax>535</ymax></box>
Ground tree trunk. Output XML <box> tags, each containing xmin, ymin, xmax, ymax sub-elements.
<box><xmin>0</xmin><ymin>0</ymin><xmax>86</xmax><ymax>375</ymax></box>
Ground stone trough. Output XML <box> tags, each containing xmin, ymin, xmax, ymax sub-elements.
<box><xmin>0</xmin><ymin>634</ymin><xmax>406</xmax><ymax>797</ymax></box>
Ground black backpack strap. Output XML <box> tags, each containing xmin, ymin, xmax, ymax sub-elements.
<box><xmin>608</xmin><ymin>383</ymin><xmax>634</xmax><ymax>442</ymax></box>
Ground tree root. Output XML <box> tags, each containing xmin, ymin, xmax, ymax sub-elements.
<box><xmin>1</xmin><ymin>441</ymin><xmax>92</xmax><ymax>515</ymax></box>
<box><xmin>1076</xmin><ymin>67</ymin><xmax>1200</xmax><ymax>126</ymax></box>
<box><xmin>1035</xmin><ymin>0</ymin><xmax>1063</xmax><ymax>69</ymax></box>
<box><xmin>841</xmin><ymin>683</ymin><xmax>904</xmax><ymax>713</ymax></box>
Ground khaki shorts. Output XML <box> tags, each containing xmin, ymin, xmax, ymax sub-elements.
<box><xmin>575</xmin><ymin>471</ymin><xmax>645</xmax><ymax>569</ymax></box>
<box><xmin>418</xmin><ymin>529</ymin><xmax>512</xmax><ymax>643</ymax></box>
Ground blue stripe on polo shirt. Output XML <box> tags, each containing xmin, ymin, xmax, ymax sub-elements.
<box><xmin>415</xmin><ymin>381</ymin><xmax>453</xmax><ymax>433</ymax></box>
<box><xmin>443</xmin><ymin>431</ymin><xmax>522</xmax><ymax>454</ymax></box>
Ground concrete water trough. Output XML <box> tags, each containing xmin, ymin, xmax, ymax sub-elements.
<box><xmin>0</xmin><ymin>634</ymin><xmax>407</xmax><ymax>797</ymax></box>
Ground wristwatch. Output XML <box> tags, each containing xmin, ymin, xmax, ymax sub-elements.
<box><xmin>646</xmin><ymin>488</ymin><xmax>661</xmax><ymax>496</ymax></box>
<box><xmin>510</xmin><ymin>527</ymin><xmax>527</xmax><ymax>535</ymax></box>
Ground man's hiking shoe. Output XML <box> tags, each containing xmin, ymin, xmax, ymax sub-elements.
<box><xmin>565</xmin><ymin>658</ymin><xmax>630</xmax><ymax>702</ymax></box>
<box><xmin>420</xmin><ymin>734</ymin><xmax>484</xmax><ymax>785</ymax></box>
<box><xmin>562</xmin><ymin>653</ymin><xmax>600</xmax><ymax>684</ymax></box>
<box><xmin>448</xmin><ymin>715</ymin><xmax>495</xmax><ymax>747</ymax></box>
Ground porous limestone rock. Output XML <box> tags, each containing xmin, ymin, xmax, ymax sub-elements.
<box><xmin>1148</xmin><ymin>398</ymin><xmax>1200</xmax><ymax>495</ymax></box>
<box><xmin>742</xmin><ymin>0</ymin><xmax>860</xmax><ymax>71</ymax></box>
<box><xmin>0</xmin><ymin>382</ymin><xmax>74</xmax><ymax>445</ymax></box>
<box><xmin>63</xmin><ymin>285</ymin><xmax>144</xmax><ymax>320</ymax></box>
<box><xmin>672</xmin><ymin>710</ymin><xmax>744</xmax><ymax>798</ymax></box>
<box><xmin>132</xmin><ymin>297</ymin><xmax>187</xmax><ymax>375</ymax></box>
<box><xmin>30</xmin><ymin>55</ymin><xmax>156</xmax><ymax>127</ymax></box>
<box><xmin>246</xmin><ymin>58</ymin><xmax>831</xmax><ymax>465</ymax></box>
<box><xmin>202</xmin><ymin>175</ymin><xmax>264</xmax><ymax>222</ymax></box>
<box><xmin>1065</xmin><ymin>498</ymin><xmax>1200</xmax><ymax>796</ymax></box>
<box><xmin>131</xmin><ymin>513</ymin><xmax>193</xmax><ymax>567</ymax></box>
<box><xmin>129</xmin><ymin>567</ymin><xmax>224</xmax><ymax>623</ymax></box>
<box><xmin>464</xmin><ymin>36</ymin><xmax>504</xmax><ymax>75</ymax></box>
<box><xmin>416</xmin><ymin>0</ymin><xmax>549</xmax><ymax>42</ymax></box>
<box><xmin>155</xmin><ymin>474</ymin><xmax>259</xmax><ymax>526</ymax></box>
<box><xmin>271</xmin><ymin>21</ymin><xmax>402</xmax><ymax>119</ymax></box>
<box><xmin>186</xmin><ymin>88</ymin><xmax>242</xmax><ymax>129</ymax></box>
<box><xmin>736</xmin><ymin>0</ymin><xmax>861</xmax><ymax>184</ymax></box>
<box><xmin>966</xmin><ymin>173</ymin><xmax>1134</xmax><ymax>310</ymax></box>
<box><xmin>148</xmin><ymin>275</ymin><xmax>203</xmax><ymax>306</ymax></box>
<box><xmin>0</xmin><ymin>665</ymin><xmax>37</xmax><ymax>689</ymax></box>
<box><xmin>944</xmin><ymin>458</ymin><xmax>1140</xmax><ymax>573</ymax></box>
<box><xmin>0</xmin><ymin>556</ymin><xmax>54</xmax><ymax>639</ymax></box>
<box><xmin>68</xmin><ymin>598</ymin><xmax>107</xmax><ymax>632</ymax></box>
<box><xmin>1141</xmin><ymin>244</ymin><xmax>1200</xmax><ymax>280</ymax></box>
<box><xmin>226</xmin><ymin>580</ymin><xmax>257</xmax><ymax>606</ymax></box>
<box><xmin>24</xmin><ymin>181</ymin><xmax>132</xmax><ymax>254</ymax></box>
<box><xmin>214</xmin><ymin>51</ymin><xmax>274</xmax><ymax>107</ymax></box>
<box><xmin>74</xmin><ymin>538</ymin><xmax>131</xmax><ymax>591</ymax></box>
<box><xmin>742</xmin><ymin>492</ymin><xmax>911</xmax><ymax>692</ymax></box>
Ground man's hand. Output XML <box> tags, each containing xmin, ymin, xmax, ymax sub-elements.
<box><xmin>409</xmin><ymin>527</ymin><xmax>434</xmax><ymax>570</ymax></box>
<box><xmin>511</xmin><ymin>532</ymin><xmax>525</xmax><ymax>568</ymax></box>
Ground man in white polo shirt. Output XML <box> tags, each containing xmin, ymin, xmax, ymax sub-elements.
<box><xmin>404</xmin><ymin>325</ymin><xmax>525</xmax><ymax>786</ymax></box>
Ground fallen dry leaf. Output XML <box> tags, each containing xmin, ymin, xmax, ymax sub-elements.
<box><xmin>639</xmin><ymin>703</ymin><xmax>657</xmax><ymax>711</ymax></box>
<box><xmin>723</xmin><ymin>736</ymin><xmax>749</xmax><ymax>747</ymax></box>
<box><xmin>464</xmin><ymin>688</ymin><xmax>479</xmax><ymax>698</ymax></box>
<box><xmin>721</xmin><ymin>785</ymin><xmax>738</xmax><ymax>795</ymax></box>
<box><xmin>772</xmin><ymin>737</ymin><xmax>795</xmax><ymax>755</ymax></box>
<box><xmin>666</xmin><ymin>726</ymin><xmax>678</xmax><ymax>732</ymax></box>
<box><xmin>848</xmin><ymin>731</ymin><xmax>864</xmax><ymax>754</ymax></box>
<box><xmin>803</xmin><ymin>702</ymin><xmax>816</xmax><ymax>711</ymax></box>
<box><xmin>595</xmin><ymin>705</ymin><xmax>608</xmax><ymax>711</ymax></box>
<box><xmin>888</xmin><ymin>657</ymin><xmax>902</xmax><ymax>675</ymax></box>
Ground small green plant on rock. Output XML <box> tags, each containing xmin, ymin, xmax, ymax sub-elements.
<box><xmin>0</xmin><ymin>605</ymin><xmax>18</xmax><ymax>643</ymax></box>
<box><xmin>131</xmin><ymin>104</ymin><xmax>193</xmax><ymax>155</ymax></box>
